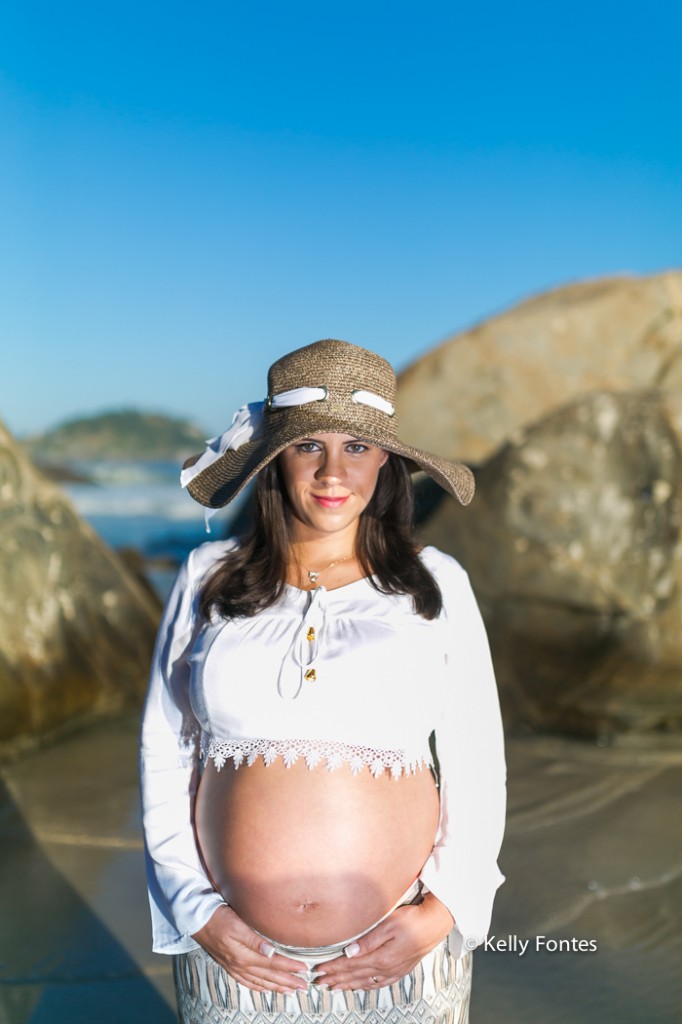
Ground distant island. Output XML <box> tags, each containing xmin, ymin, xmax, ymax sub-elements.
<box><xmin>24</xmin><ymin>409</ymin><xmax>208</xmax><ymax>462</ymax></box>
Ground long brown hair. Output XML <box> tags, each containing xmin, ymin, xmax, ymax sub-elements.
<box><xmin>199</xmin><ymin>454</ymin><xmax>443</xmax><ymax>620</ymax></box>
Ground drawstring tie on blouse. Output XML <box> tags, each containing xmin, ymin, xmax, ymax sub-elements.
<box><xmin>277</xmin><ymin>587</ymin><xmax>329</xmax><ymax>699</ymax></box>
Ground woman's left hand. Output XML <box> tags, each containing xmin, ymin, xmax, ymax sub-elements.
<box><xmin>316</xmin><ymin>892</ymin><xmax>455</xmax><ymax>991</ymax></box>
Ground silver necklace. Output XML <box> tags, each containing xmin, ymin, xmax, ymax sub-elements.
<box><xmin>304</xmin><ymin>554</ymin><xmax>354</xmax><ymax>584</ymax></box>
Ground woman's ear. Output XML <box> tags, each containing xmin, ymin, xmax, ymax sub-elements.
<box><xmin>379</xmin><ymin>450</ymin><xmax>389</xmax><ymax>467</ymax></box>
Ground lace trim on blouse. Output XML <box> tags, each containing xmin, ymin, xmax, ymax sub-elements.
<box><xmin>201</xmin><ymin>736</ymin><xmax>430</xmax><ymax>779</ymax></box>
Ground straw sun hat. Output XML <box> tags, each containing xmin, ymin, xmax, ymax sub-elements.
<box><xmin>181</xmin><ymin>339</ymin><xmax>474</xmax><ymax>517</ymax></box>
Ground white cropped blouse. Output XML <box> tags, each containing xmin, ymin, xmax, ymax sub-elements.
<box><xmin>139</xmin><ymin>539</ymin><xmax>506</xmax><ymax>957</ymax></box>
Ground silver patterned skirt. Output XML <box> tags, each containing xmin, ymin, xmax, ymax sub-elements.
<box><xmin>173</xmin><ymin>939</ymin><xmax>472</xmax><ymax>1024</ymax></box>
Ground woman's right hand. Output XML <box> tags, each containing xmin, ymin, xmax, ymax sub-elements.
<box><xmin>191</xmin><ymin>905</ymin><xmax>310</xmax><ymax>993</ymax></box>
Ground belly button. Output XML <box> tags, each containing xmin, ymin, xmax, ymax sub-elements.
<box><xmin>298</xmin><ymin>901</ymin><xmax>319</xmax><ymax>914</ymax></box>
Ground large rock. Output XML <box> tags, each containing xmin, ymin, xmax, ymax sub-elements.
<box><xmin>398</xmin><ymin>272</ymin><xmax>682</xmax><ymax>462</ymax></box>
<box><xmin>404</xmin><ymin>272</ymin><xmax>682</xmax><ymax>736</ymax></box>
<box><xmin>417</xmin><ymin>391</ymin><xmax>682</xmax><ymax>736</ymax></box>
<box><xmin>0</xmin><ymin>419</ymin><xmax>160</xmax><ymax>759</ymax></box>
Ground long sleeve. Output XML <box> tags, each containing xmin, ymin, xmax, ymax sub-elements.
<box><xmin>139</xmin><ymin>546</ymin><xmax>228</xmax><ymax>954</ymax></box>
<box><xmin>419</xmin><ymin>555</ymin><xmax>506</xmax><ymax>957</ymax></box>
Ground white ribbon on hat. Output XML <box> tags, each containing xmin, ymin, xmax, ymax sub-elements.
<box><xmin>351</xmin><ymin>389</ymin><xmax>395</xmax><ymax>416</ymax></box>
<box><xmin>180</xmin><ymin>401</ymin><xmax>265</xmax><ymax>531</ymax></box>
<box><xmin>180</xmin><ymin>402</ymin><xmax>265</xmax><ymax>491</ymax></box>
<box><xmin>180</xmin><ymin>389</ymin><xmax>328</xmax><ymax>532</ymax></box>
<box><xmin>270</xmin><ymin>386</ymin><xmax>328</xmax><ymax>408</ymax></box>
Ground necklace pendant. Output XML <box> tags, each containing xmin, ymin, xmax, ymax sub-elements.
<box><xmin>308</xmin><ymin>571</ymin><xmax>320</xmax><ymax>583</ymax></box>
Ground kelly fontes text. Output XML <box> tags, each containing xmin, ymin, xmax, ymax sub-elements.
<box><xmin>482</xmin><ymin>935</ymin><xmax>598</xmax><ymax>956</ymax></box>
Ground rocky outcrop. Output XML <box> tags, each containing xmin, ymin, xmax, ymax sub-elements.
<box><xmin>406</xmin><ymin>273</ymin><xmax>682</xmax><ymax>736</ymax></box>
<box><xmin>0</xmin><ymin>419</ymin><xmax>160</xmax><ymax>759</ymax></box>
<box><xmin>398</xmin><ymin>272</ymin><xmax>682</xmax><ymax>462</ymax></box>
<box><xmin>420</xmin><ymin>391</ymin><xmax>682</xmax><ymax>735</ymax></box>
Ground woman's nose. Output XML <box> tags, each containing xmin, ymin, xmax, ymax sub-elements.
<box><xmin>315</xmin><ymin>448</ymin><xmax>345</xmax><ymax>483</ymax></box>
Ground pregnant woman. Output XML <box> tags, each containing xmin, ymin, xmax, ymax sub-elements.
<box><xmin>140</xmin><ymin>339</ymin><xmax>506</xmax><ymax>1024</ymax></box>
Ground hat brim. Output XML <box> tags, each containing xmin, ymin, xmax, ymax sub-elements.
<box><xmin>184</xmin><ymin>417</ymin><xmax>475</xmax><ymax>509</ymax></box>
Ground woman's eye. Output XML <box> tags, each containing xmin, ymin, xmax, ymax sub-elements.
<box><xmin>296</xmin><ymin>442</ymin><xmax>320</xmax><ymax>453</ymax></box>
<box><xmin>346</xmin><ymin>443</ymin><xmax>369</xmax><ymax>454</ymax></box>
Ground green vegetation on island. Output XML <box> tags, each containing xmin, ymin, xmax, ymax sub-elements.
<box><xmin>24</xmin><ymin>409</ymin><xmax>208</xmax><ymax>462</ymax></box>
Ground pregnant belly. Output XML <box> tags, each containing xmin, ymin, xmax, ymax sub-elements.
<box><xmin>195</xmin><ymin>758</ymin><xmax>440</xmax><ymax>946</ymax></box>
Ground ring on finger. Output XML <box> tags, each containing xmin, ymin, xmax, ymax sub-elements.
<box><xmin>371</xmin><ymin>975</ymin><xmax>379</xmax><ymax>985</ymax></box>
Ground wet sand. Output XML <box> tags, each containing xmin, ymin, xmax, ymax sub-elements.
<box><xmin>472</xmin><ymin>732</ymin><xmax>682</xmax><ymax>1023</ymax></box>
<box><xmin>1</xmin><ymin>715</ymin><xmax>680</xmax><ymax>1023</ymax></box>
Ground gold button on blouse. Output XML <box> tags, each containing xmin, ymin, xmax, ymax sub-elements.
<box><xmin>304</xmin><ymin>668</ymin><xmax>317</xmax><ymax>682</ymax></box>
<box><xmin>306</xmin><ymin>627</ymin><xmax>315</xmax><ymax>642</ymax></box>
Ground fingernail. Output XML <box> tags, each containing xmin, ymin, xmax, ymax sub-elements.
<box><xmin>259</xmin><ymin>942</ymin><xmax>276</xmax><ymax>958</ymax></box>
<box><xmin>344</xmin><ymin>942</ymin><xmax>360</xmax><ymax>958</ymax></box>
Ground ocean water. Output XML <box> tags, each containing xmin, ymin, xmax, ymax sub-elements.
<box><xmin>61</xmin><ymin>459</ymin><xmax>238</xmax><ymax>562</ymax></box>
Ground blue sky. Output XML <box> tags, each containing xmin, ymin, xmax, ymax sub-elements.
<box><xmin>2</xmin><ymin>0</ymin><xmax>680</xmax><ymax>437</ymax></box>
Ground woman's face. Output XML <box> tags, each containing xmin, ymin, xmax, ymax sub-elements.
<box><xmin>278</xmin><ymin>433</ymin><xmax>388</xmax><ymax>542</ymax></box>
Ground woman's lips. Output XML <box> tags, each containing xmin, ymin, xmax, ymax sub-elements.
<box><xmin>312</xmin><ymin>495</ymin><xmax>350</xmax><ymax>509</ymax></box>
